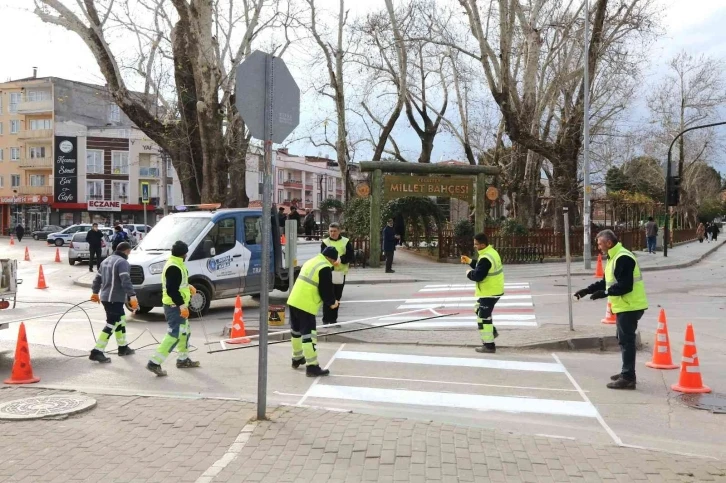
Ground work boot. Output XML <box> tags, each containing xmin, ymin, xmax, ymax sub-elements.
<box><xmin>176</xmin><ymin>358</ymin><xmax>201</xmax><ymax>369</ymax></box>
<box><xmin>117</xmin><ymin>345</ymin><xmax>135</xmax><ymax>356</ymax></box>
<box><xmin>89</xmin><ymin>349</ymin><xmax>111</xmax><ymax>363</ymax></box>
<box><xmin>610</xmin><ymin>373</ymin><xmax>636</xmax><ymax>382</ymax></box>
<box><xmin>606</xmin><ymin>377</ymin><xmax>636</xmax><ymax>390</ymax></box>
<box><xmin>146</xmin><ymin>361</ymin><xmax>167</xmax><ymax>377</ymax></box>
<box><xmin>493</xmin><ymin>327</ymin><xmax>499</xmax><ymax>339</ymax></box>
<box><xmin>292</xmin><ymin>357</ymin><xmax>306</xmax><ymax>369</ymax></box>
<box><xmin>89</xmin><ymin>267</ymin><xmax>93</xmax><ymax>272</ymax></box>
<box><xmin>475</xmin><ymin>343</ymin><xmax>496</xmax><ymax>354</ymax></box>
<box><xmin>306</xmin><ymin>365</ymin><xmax>330</xmax><ymax>377</ymax></box>
<box><xmin>385</xmin><ymin>269</ymin><xmax>395</xmax><ymax>273</ymax></box>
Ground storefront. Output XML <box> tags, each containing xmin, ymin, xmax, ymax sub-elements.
<box><xmin>50</xmin><ymin>201</ymin><xmax>158</xmax><ymax>227</ymax></box>
<box><xmin>0</xmin><ymin>195</ymin><xmax>52</xmax><ymax>235</ymax></box>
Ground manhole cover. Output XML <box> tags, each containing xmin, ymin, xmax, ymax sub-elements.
<box><xmin>0</xmin><ymin>395</ymin><xmax>96</xmax><ymax>420</ymax></box>
<box><xmin>677</xmin><ymin>393</ymin><xmax>726</xmax><ymax>414</ymax></box>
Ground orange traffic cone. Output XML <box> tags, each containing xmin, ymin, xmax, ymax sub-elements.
<box><xmin>227</xmin><ymin>295</ymin><xmax>250</xmax><ymax>344</ymax></box>
<box><xmin>4</xmin><ymin>322</ymin><xmax>40</xmax><ymax>385</ymax></box>
<box><xmin>645</xmin><ymin>309</ymin><xmax>678</xmax><ymax>370</ymax></box>
<box><xmin>9</xmin><ymin>234</ymin><xmax>15</xmax><ymax>246</ymax></box>
<box><xmin>594</xmin><ymin>254</ymin><xmax>604</xmax><ymax>278</ymax></box>
<box><xmin>36</xmin><ymin>265</ymin><xmax>48</xmax><ymax>289</ymax></box>
<box><xmin>55</xmin><ymin>248</ymin><xmax>61</xmax><ymax>263</ymax></box>
<box><xmin>601</xmin><ymin>302</ymin><xmax>616</xmax><ymax>324</ymax></box>
<box><xmin>24</xmin><ymin>246</ymin><xmax>30</xmax><ymax>261</ymax></box>
<box><xmin>671</xmin><ymin>323</ymin><xmax>711</xmax><ymax>394</ymax></box>
<box><xmin>281</xmin><ymin>233</ymin><xmax>286</xmax><ymax>245</ymax></box>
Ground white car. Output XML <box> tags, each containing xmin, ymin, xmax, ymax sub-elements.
<box><xmin>47</xmin><ymin>224</ymin><xmax>98</xmax><ymax>247</ymax></box>
<box><xmin>68</xmin><ymin>231</ymin><xmax>113</xmax><ymax>266</ymax></box>
<box><xmin>123</xmin><ymin>224</ymin><xmax>152</xmax><ymax>241</ymax></box>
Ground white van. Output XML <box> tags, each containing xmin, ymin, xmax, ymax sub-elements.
<box><xmin>127</xmin><ymin>206</ymin><xmax>291</xmax><ymax>315</ymax></box>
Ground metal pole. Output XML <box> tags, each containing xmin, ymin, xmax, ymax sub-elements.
<box><xmin>582</xmin><ymin>0</ymin><xmax>592</xmax><ymax>270</ymax></box>
<box><xmin>564</xmin><ymin>207</ymin><xmax>574</xmax><ymax>331</ymax></box>
<box><xmin>257</xmin><ymin>54</ymin><xmax>274</xmax><ymax>420</ymax></box>
<box><xmin>143</xmin><ymin>202</ymin><xmax>147</xmax><ymax>234</ymax></box>
<box><xmin>161</xmin><ymin>152</ymin><xmax>168</xmax><ymax>216</ymax></box>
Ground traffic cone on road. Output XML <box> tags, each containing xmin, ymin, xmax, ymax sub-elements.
<box><xmin>281</xmin><ymin>233</ymin><xmax>286</xmax><ymax>245</ymax></box>
<box><xmin>594</xmin><ymin>254</ymin><xmax>604</xmax><ymax>278</ymax></box>
<box><xmin>9</xmin><ymin>234</ymin><xmax>14</xmax><ymax>246</ymax></box>
<box><xmin>36</xmin><ymin>265</ymin><xmax>48</xmax><ymax>290</ymax></box>
<box><xmin>671</xmin><ymin>323</ymin><xmax>711</xmax><ymax>394</ymax></box>
<box><xmin>601</xmin><ymin>302</ymin><xmax>616</xmax><ymax>324</ymax></box>
<box><xmin>645</xmin><ymin>309</ymin><xmax>678</xmax><ymax>370</ymax></box>
<box><xmin>24</xmin><ymin>246</ymin><xmax>30</xmax><ymax>261</ymax></box>
<box><xmin>4</xmin><ymin>322</ymin><xmax>40</xmax><ymax>385</ymax></box>
<box><xmin>55</xmin><ymin>248</ymin><xmax>61</xmax><ymax>263</ymax></box>
<box><xmin>227</xmin><ymin>295</ymin><xmax>250</xmax><ymax>344</ymax></box>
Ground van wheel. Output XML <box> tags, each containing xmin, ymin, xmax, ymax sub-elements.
<box><xmin>55</xmin><ymin>239</ymin><xmax>64</xmax><ymax>247</ymax></box>
<box><xmin>190</xmin><ymin>283</ymin><xmax>211</xmax><ymax>316</ymax></box>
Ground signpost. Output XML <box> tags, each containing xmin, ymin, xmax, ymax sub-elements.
<box><xmin>141</xmin><ymin>182</ymin><xmax>150</xmax><ymax>235</ymax></box>
<box><xmin>236</xmin><ymin>50</ymin><xmax>300</xmax><ymax>420</ymax></box>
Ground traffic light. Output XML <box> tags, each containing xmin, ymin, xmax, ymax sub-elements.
<box><xmin>667</xmin><ymin>176</ymin><xmax>681</xmax><ymax>206</ymax></box>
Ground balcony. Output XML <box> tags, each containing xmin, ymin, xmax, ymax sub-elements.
<box><xmin>139</xmin><ymin>167</ymin><xmax>160</xmax><ymax>178</ymax></box>
<box><xmin>305</xmin><ymin>184</ymin><xmax>313</xmax><ymax>190</ymax></box>
<box><xmin>304</xmin><ymin>202</ymin><xmax>313</xmax><ymax>209</ymax></box>
<box><xmin>17</xmin><ymin>99</ymin><xmax>53</xmax><ymax>114</ymax></box>
<box><xmin>18</xmin><ymin>157</ymin><xmax>53</xmax><ymax>169</ymax></box>
<box><xmin>282</xmin><ymin>179</ymin><xmax>303</xmax><ymax>188</ymax></box>
<box><xmin>18</xmin><ymin>129</ymin><xmax>53</xmax><ymax>141</ymax></box>
<box><xmin>18</xmin><ymin>186</ymin><xmax>52</xmax><ymax>196</ymax></box>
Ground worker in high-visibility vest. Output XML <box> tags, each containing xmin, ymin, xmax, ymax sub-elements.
<box><xmin>289</xmin><ymin>246</ymin><xmax>340</xmax><ymax>377</ymax></box>
<box><xmin>321</xmin><ymin>222</ymin><xmax>354</xmax><ymax>325</ymax></box>
<box><xmin>147</xmin><ymin>240</ymin><xmax>200</xmax><ymax>377</ymax></box>
<box><xmin>461</xmin><ymin>233</ymin><xmax>503</xmax><ymax>354</ymax></box>
<box><xmin>575</xmin><ymin>229</ymin><xmax>648</xmax><ymax>390</ymax></box>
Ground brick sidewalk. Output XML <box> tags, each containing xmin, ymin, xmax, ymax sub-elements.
<box><xmin>0</xmin><ymin>387</ymin><xmax>724</xmax><ymax>482</ymax></box>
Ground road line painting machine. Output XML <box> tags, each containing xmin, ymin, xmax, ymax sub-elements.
<box><xmin>0</xmin><ymin>259</ymin><xmax>22</xmax><ymax>331</ymax></box>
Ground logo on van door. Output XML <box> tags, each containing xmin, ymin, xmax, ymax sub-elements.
<box><xmin>207</xmin><ymin>254</ymin><xmax>232</xmax><ymax>273</ymax></box>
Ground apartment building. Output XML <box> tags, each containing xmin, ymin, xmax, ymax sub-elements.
<box><xmin>0</xmin><ymin>74</ymin><xmax>181</xmax><ymax>233</ymax></box>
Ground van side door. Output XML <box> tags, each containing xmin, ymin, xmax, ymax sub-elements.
<box><xmin>241</xmin><ymin>214</ymin><xmax>262</xmax><ymax>294</ymax></box>
<box><xmin>198</xmin><ymin>215</ymin><xmax>245</xmax><ymax>298</ymax></box>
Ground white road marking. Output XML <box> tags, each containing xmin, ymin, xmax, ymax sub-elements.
<box><xmin>536</xmin><ymin>434</ymin><xmax>577</xmax><ymax>440</ymax></box>
<box><xmin>329</xmin><ymin>374</ymin><xmax>583</xmax><ymax>392</ymax></box>
<box><xmin>375</xmin><ymin>315</ymin><xmax>537</xmax><ymax>321</ymax></box>
<box><xmin>306</xmin><ymin>385</ymin><xmax>598</xmax><ymax>418</ymax></box>
<box><xmin>423</xmin><ymin>283</ymin><xmax>530</xmax><ymax>288</ymax></box>
<box><xmin>336</xmin><ymin>351</ymin><xmax>565</xmax><ymax>373</ymax></box>
<box><xmin>195</xmin><ymin>423</ymin><xmax>257</xmax><ymax>483</ymax></box>
<box><xmin>296</xmin><ymin>343</ymin><xmax>346</xmax><ymax>407</ymax></box>
<box><xmin>369</xmin><ymin>320</ymin><xmax>538</xmax><ymax>329</ymax></box>
<box><xmin>399</xmin><ymin>302</ymin><xmax>532</xmax><ymax>309</ymax></box>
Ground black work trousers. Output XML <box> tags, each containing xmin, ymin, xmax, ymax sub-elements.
<box><xmin>89</xmin><ymin>245</ymin><xmax>103</xmax><ymax>270</ymax></box>
<box><xmin>289</xmin><ymin>305</ymin><xmax>317</xmax><ymax>337</ymax></box>
<box><xmin>616</xmin><ymin>309</ymin><xmax>644</xmax><ymax>381</ymax></box>
<box><xmin>322</xmin><ymin>282</ymin><xmax>345</xmax><ymax>324</ymax></box>
<box><xmin>384</xmin><ymin>251</ymin><xmax>394</xmax><ymax>271</ymax></box>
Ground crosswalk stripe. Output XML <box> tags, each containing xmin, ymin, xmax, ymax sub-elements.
<box><xmin>306</xmin><ymin>385</ymin><xmax>598</xmax><ymax>418</ymax></box>
<box><xmin>370</xmin><ymin>321</ymin><xmax>538</xmax><ymax>329</ymax></box>
<box><xmin>335</xmin><ymin>351</ymin><xmax>564</xmax><ymax>372</ymax></box>
<box><xmin>423</xmin><ymin>283</ymin><xmax>530</xmax><ymax>288</ymax></box>
<box><xmin>403</xmin><ymin>295</ymin><xmax>532</xmax><ymax>302</ymax></box>
<box><xmin>399</xmin><ymin>302</ymin><xmax>532</xmax><ymax>309</ymax></box>
<box><xmin>375</xmin><ymin>315</ymin><xmax>537</xmax><ymax>322</ymax></box>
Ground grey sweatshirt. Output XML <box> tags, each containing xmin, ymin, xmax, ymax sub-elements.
<box><xmin>92</xmin><ymin>252</ymin><xmax>136</xmax><ymax>303</ymax></box>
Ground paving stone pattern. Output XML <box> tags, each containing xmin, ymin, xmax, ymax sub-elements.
<box><xmin>0</xmin><ymin>388</ymin><xmax>725</xmax><ymax>482</ymax></box>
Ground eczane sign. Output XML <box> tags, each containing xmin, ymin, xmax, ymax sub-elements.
<box><xmin>88</xmin><ymin>200</ymin><xmax>121</xmax><ymax>212</ymax></box>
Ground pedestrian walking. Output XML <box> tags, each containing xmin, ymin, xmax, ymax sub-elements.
<box><xmin>382</xmin><ymin>218</ymin><xmax>400</xmax><ymax>273</ymax></box>
<box><xmin>111</xmin><ymin>225</ymin><xmax>128</xmax><ymax>251</ymax></box>
<box><xmin>277</xmin><ymin>207</ymin><xmax>287</xmax><ymax>236</ymax></box>
<box><xmin>697</xmin><ymin>223</ymin><xmax>706</xmax><ymax>243</ymax></box>
<box><xmin>288</xmin><ymin>247</ymin><xmax>340</xmax><ymax>377</ymax></box>
<box><xmin>303</xmin><ymin>209</ymin><xmax>316</xmax><ymax>240</ymax></box>
<box><xmin>86</xmin><ymin>223</ymin><xmax>105</xmax><ymax>272</ymax></box>
<box><xmin>644</xmin><ymin>217</ymin><xmax>658</xmax><ymax>253</ymax></box>
<box><xmin>88</xmin><ymin>241</ymin><xmax>137</xmax><ymax>363</ymax></box>
<box><xmin>574</xmin><ymin>230</ymin><xmax>648</xmax><ymax>390</ymax></box>
<box><xmin>711</xmin><ymin>223</ymin><xmax>720</xmax><ymax>241</ymax></box>
<box><xmin>320</xmin><ymin>223</ymin><xmax>353</xmax><ymax>325</ymax></box>
<box><xmin>288</xmin><ymin>206</ymin><xmax>301</xmax><ymax>235</ymax></box>
<box><xmin>147</xmin><ymin>241</ymin><xmax>200</xmax><ymax>376</ymax></box>
<box><xmin>14</xmin><ymin>223</ymin><xmax>24</xmax><ymax>242</ymax></box>
<box><xmin>461</xmin><ymin>233</ymin><xmax>503</xmax><ymax>354</ymax></box>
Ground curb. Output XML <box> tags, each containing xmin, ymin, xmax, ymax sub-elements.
<box><xmin>73</xmin><ymin>277</ymin><xmax>93</xmax><ymax>289</ymax></box>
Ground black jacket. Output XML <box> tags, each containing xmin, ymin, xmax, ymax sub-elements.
<box><xmin>382</xmin><ymin>225</ymin><xmax>397</xmax><ymax>252</ymax></box>
<box><xmin>317</xmin><ymin>267</ymin><xmax>336</xmax><ymax>307</ymax></box>
<box><xmin>163</xmin><ymin>265</ymin><xmax>186</xmax><ymax>306</ymax></box>
<box><xmin>86</xmin><ymin>229</ymin><xmax>105</xmax><ymax>247</ymax></box>
<box><xmin>585</xmin><ymin>254</ymin><xmax>636</xmax><ymax>297</ymax></box>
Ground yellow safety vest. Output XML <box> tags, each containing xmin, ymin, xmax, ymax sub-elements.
<box><xmin>288</xmin><ymin>253</ymin><xmax>333</xmax><ymax>315</ymax></box>
<box><xmin>323</xmin><ymin>236</ymin><xmax>350</xmax><ymax>274</ymax></box>
<box><xmin>474</xmin><ymin>245</ymin><xmax>505</xmax><ymax>297</ymax></box>
<box><xmin>161</xmin><ymin>255</ymin><xmax>191</xmax><ymax>306</ymax></box>
<box><xmin>605</xmin><ymin>243</ymin><xmax>648</xmax><ymax>314</ymax></box>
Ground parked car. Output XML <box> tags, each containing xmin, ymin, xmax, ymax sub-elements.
<box><xmin>47</xmin><ymin>224</ymin><xmax>101</xmax><ymax>247</ymax></box>
<box><xmin>68</xmin><ymin>231</ymin><xmax>112</xmax><ymax>266</ymax></box>
<box><xmin>31</xmin><ymin>225</ymin><xmax>63</xmax><ymax>241</ymax></box>
<box><xmin>123</xmin><ymin>224</ymin><xmax>152</xmax><ymax>240</ymax></box>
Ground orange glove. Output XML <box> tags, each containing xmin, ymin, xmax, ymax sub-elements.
<box><xmin>180</xmin><ymin>305</ymin><xmax>190</xmax><ymax>319</ymax></box>
<box><xmin>189</xmin><ymin>285</ymin><xmax>197</xmax><ymax>296</ymax></box>
<box><xmin>129</xmin><ymin>296</ymin><xmax>139</xmax><ymax>310</ymax></box>
<box><xmin>90</xmin><ymin>293</ymin><xmax>100</xmax><ymax>303</ymax></box>
<box><xmin>461</xmin><ymin>256</ymin><xmax>472</xmax><ymax>265</ymax></box>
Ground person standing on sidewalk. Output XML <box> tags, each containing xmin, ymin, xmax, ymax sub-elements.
<box><xmin>147</xmin><ymin>241</ymin><xmax>200</xmax><ymax>376</ymax></box>
<box><xmin>320</xmin><ymin>223</ymin><xmax>353</xmax><ymax>325</ymax></box>
<box><xmin>697</xmin><ymin>223</ymin><xmax>706</xmax><ymax>243</ymax></box>
<box><xmin>277</xmin><ymin>207</ymin><xmax>287</xmax><ymax>236</ymax></box>
<box><xmin>461</xmin><ymin>233</ymin><xmax>503</xmax><ymax>354</ymax></box>
<box><xmin>288</xmin><ymin>247</ymin><xmax>339</xmax><ymax>377</ymax></box>
<box><xmin>711</xmin><ymin>223</ymin><xmax>720</xmax><ymax>241</ymax></box>
<box><xmin>88</xmin><ymin>242</ymin><xmax>137</xmax><ymax>363</ymax></box>
<box><xmin>574</xmin><ymin>230</ymin><xmax>648</xmax><ymax>390</ymax></box>
<box><xmin>15</xmin><ymin>223</ymin><xmax>25</xmax><ymax>242</ymax></box>
<box><xmin>644</xmin><ymin>217</ymin><xmax>658</xmax><ymax>254</ymax></box>
<box><xmin>86</xmin><ymin>223</ymin><xmax>104</xmax><ymax>272</ymax></box>
<box><xmin>382</xmin><ymin>218</ymin><xmax>399</xmax><ymax>273</ymax></box>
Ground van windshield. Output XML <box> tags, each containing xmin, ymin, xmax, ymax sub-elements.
<box><xmin>137</xmin><ymin>216</ymin><xmax>210</xmax><ymax>251</ymax></box>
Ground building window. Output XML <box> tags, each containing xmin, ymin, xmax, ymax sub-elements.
<box><xmin>29</xmin><ymin>147</ymin><xmax>46</xmax><ymax>159</ymax></box>
<box><xmin>10</xmin><ymin>147</ymin><xmax>20</xmax><ymax>161</ymax></box>
<box><xmin>11</xmin><ymin>174</ymin><xmax>20</xmax><ymax>187</ymax></box>
<box><xmin>166</xmin><ymin>184</ymin><xmax>173</xmax><ymax>205</ymax></box>
<box><xmin>0</xmin><ymin>95</ymin><xmax>3</xmax><ymax>114</ymax></box>
<box><xmin>0</xmin><ymin>176</ymin><xmax>3</xmax><ymax>187</ymax></box>
<box><xmin>10</xmin><ymin>120</ymin><xmax>20</xmax><ymax>134</ymax></box>
<box><xmin>29</xmin><ymin>175</ymin><xmax>45</xmax><ymax>186</ymax></box>
<box><xmin>328</xmin><ymin>178</ymin><xmax>334</xmax><ymax>190</ymax></box>
<box><xmin>0</xmin><ymin>148</ymin><xmax>3</xmax><ymax>161</ymax></box>
<box><xmin>112</xmin><ymin>181</ymin><xmax>129</xmax><ymax>201</ymax></box>
<box><xmin>0</xmin><ymin>122</ymin><xmax>3</xmax><ymax>135</ymax></box>
<box><xmin>26</xmin><ymin>91</ymin><xmax>49</xmax><ymax>102</ymax></box>
<box><xmin>278</xmin><ymin>190</ymin><xmax>284</xmax><ymax>203</ymax></box>
<box><xmin>86</xmin><ymin>150</ymin><xmax>104</xmax><ymax>174</ymax></box>
<box><xmin>29</xmin><ymin>119</ymin><xmax>52</xmax><ymax>130</ymax></box>
<box><xmin>108</xmin><ymin>104</ymin><xmax>121</xmax><ymax>123</ymax></box>
<box><xmin>9</xmin><ymin>93</ymin><xmax>20</xmax><ymax>113</ymax></box>
<box><xmin>111</xmin><ymin>151</ymin><xmax>129</xmax><ymax>174</ymax></box>
<box><xmin>87</xmin><ymin>180</ymin><xmax>103</xmax><ymax>200</ymax></box>
<box><xmin>278</xmin><ymin>169</ymin><xmax>284</xmax><ymax>183</ymax></box>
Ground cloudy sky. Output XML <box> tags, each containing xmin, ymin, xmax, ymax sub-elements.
<box><xmin>1</xmin><ymin>0</ymin><xmax>725</xmax><ymax>162</ymax></box>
